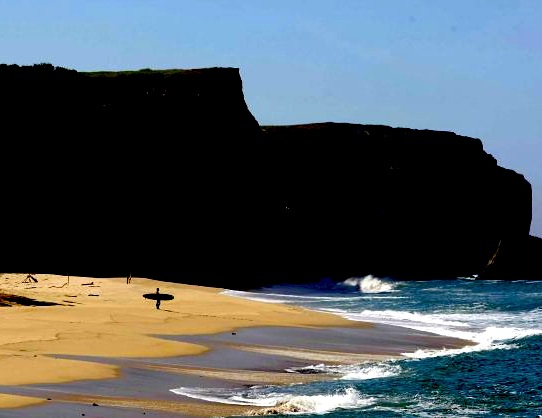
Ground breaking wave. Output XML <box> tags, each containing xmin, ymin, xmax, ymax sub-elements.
<box><xmin>170</xmin><ymin>386</ymin><xmax>374</xmax><ymax>415</ymax></box>
<box><xmin>340</xmin><ymin>275</ymin><xmax>397</xmax><ymax>293</ymax></box>
<box><xmin>286</xmin><ymin>361</ymin><xmax>402</xmax><ymax>380</ymax></box>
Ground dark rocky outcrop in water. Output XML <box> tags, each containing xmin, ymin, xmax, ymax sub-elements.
<box><xmin>0</xmin><ymin>63</ymin><xmax>537</xmax><ymax>287</ymax></box>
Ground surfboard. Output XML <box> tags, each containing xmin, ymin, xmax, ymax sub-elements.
<box><xmin>143</xmin><ymin>293</ymin><xmax>174</xmax><ymax>301</ymax></box>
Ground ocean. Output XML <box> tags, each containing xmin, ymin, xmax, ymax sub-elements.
<box><xmin>171</xmin><ymin>275</ymin><xmax>542</xmax><ymax>417</ymax></box>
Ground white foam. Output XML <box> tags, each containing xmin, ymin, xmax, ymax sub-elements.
<box><xmin>457</xmin><ymin>274</ymin><xmax>478</xmax><ymax>280</ymax></box>
<box><xmin>169</xmin><ymin>386</ymin><xmax>260</xmax><ymax>405</ymax></box>
<box><xmin>341</xmin><ymin>275</ymin><xmax>397</xmax><ymax>293</ymax></box>
<box><xmin>247</xmin><ymin>387</ymin><xmax>375</xmax><ymax>415</ymax></box>
<box><xmin>221</xmin><ymin>290</ymin><xmax>290</xmax><ymax>304</ymax></box>
<box><xmin>285</xmin><ymin>363</ymin><xmax>331</xmax><ymax>374</ymax></box>
<box><xmin>341</xmin><ymin>363</ymin><xmax>402</xmax><ymax>380</ymax></box>
<box><xmin>401</xmin><ymin>341</ymin><xmax>516</xmax><ymax>359</ymax></box>
<box><xmin>474</xmin><ymin>325</ymin><xmax>542</xmax><ymax>343</ymax></box>
<box><xmin>221</xmin><ymin>289</ymin><xmax>352</xmax><ymax>304</ymax></box>
<box><xmin>400</xmin><ymin>325</ymin><xmax>542</xmax><ymax>359</ymax></box>
<box><xmin>170</xmin><ymin>386</ymin><xmax>375</xmax><ymax>414</ymax></box>
<box><xmin>339</xmin><ymin>309</ymin><xmax>469</xmax><ymax>328</ymax></box>
<box><xmin>286</xmin><ymin>362</ymin><xmax>402</xmax><ymax>381</ymax></box>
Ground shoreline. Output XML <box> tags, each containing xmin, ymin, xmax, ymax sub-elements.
<box><xmin>0</xmin><ymin>273</ymin><xmax>473</xmax><ymax>416</ymax></box>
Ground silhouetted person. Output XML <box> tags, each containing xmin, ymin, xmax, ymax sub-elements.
<box><xmin>126</xmin><ymin>272</ymin><xmax>132</xmax><ymax>284</ymax></box>
<box><xmin>155</xmin><ymin>288</ymin><xmax>161</xmax><ymax>310</ymax></box>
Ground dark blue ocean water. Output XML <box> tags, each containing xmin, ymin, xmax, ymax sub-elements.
<box><xmin>172</xmin><ymin>276</ymin><xmax>542</xmax><ymax>417</ymax></box>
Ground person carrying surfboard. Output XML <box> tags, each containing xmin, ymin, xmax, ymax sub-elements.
<box><xmin>142</xmin><ymin>288</ymin><xmax>173</xmax><ymax>309</ymax></box>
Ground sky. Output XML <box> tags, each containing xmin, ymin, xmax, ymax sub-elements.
<box><xmin>1</xmin><ymin>0</ymin><xmax>540</xmax><ymax>237</ymax></box>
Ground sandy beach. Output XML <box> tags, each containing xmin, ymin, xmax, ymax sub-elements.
<box><xmin>0</xmin><ymin>273</ymin><xmax>472</xmax><ymax>417</ymax></box>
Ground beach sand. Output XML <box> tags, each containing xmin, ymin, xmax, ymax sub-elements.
<box><xmin>0</xmin><ymin>273</ymin><xmax>472</xmax><ymax>417</ymax></box>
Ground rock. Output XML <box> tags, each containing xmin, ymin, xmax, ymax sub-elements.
<box><xmin>0</xmin><ymin>63</ymin><xmax>536</xmax><ymax>285</ymax></box>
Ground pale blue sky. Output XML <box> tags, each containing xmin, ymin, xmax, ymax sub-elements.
<box><xmin>1</xmin><ymin>0</ymin><xmax>540</xmax><ymax>237</ymax></box>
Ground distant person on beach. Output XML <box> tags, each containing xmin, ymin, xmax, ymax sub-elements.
<box><xmin>126</xmin><ymin>273</ymin><xmax>132</xmax><ymax>284</ymax></box>
<box><xmin>155</xmin><ymin>288</ymin><xmax>161</xmax><ymax>310</ymax></box>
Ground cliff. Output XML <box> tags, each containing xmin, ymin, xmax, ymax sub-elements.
<box><xmin>1</xmin><ymin>64</ymin><xmax>263</xmax><ymax>283</ymax></box>
<box><xmin>0</xmin><ymin>63</ymin><xmax>536</xmax><ymax>286</ymax></box>
<box><xmin>259</xmin><ymin>123</ymin><xmax>532</xmax><ymax>281</ymax></box>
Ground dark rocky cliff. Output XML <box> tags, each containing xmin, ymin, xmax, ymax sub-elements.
<box><xmin>0</xmin><ymin>63</ymin><xmax>536</xmax><ymax>286</ymax></box>
<box><xmin>1</xmin><ymin>64</ymin><xmax>263</xmax><ymax>284</ymax></box>
<box><xmin>259</xmin><ymin>123</ymin><xmax>532</xmax><ymax>281</ymax></box>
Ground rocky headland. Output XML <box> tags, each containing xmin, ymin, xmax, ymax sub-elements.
<box><xmin>0</xmin><ymin>63</ymin><xmax>537</xmax><ymax>287</ymax></box>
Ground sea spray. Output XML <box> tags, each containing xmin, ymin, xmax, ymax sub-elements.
<box><xmin>341</xmin><ymin>275</ymin><xmax>396</xmax><ymax>293</ymax></box>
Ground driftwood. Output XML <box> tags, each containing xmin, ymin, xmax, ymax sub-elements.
<box><xmin>49</xmin><ymin>282</ymin><xmax>68</xmax><ymax>288</ymax></box>
<box><xmin>22</xmin><ymin>274</ymin><xmax>38</xmax><ymax>283</ymax></box>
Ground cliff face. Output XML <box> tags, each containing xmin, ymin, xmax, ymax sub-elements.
<box><xmin>259</xmin><ymin>123</ymin><xmax>532</xmax><ymax>280</ymax></box>
<box><xmin>1</xmin><ymin>64</ymin><xmax>263</xmax><ymax>283</ymax></box>
<box><xmin>0</xmin><ymin>64</ymin><xmax>535</xmax><ymax>286</ymax></box>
